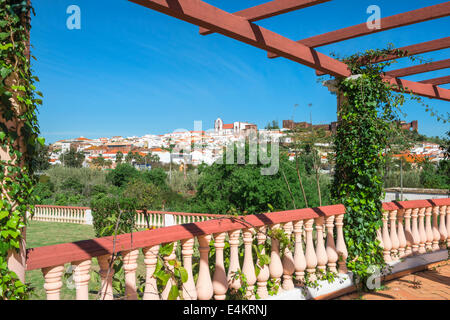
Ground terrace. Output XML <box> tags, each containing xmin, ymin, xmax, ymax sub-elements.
<box><xmin>2</xmin><ymin>0</ymin><xmax>450</xmax><ymax>301</ymax></box>
<box><xmin>20</xmin><ymin>199</ymin><xmax>450</xmax><ymax>300</ymax></box>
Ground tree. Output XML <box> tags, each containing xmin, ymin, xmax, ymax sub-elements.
<box><xmin>142</xmin><ymin>168</ymin><xmax>168</xmax><ymax>190</ymax></box>
<box><xmin>31</xmin><ymin>143</ymin><xmax>50</xmax><ymax>172</ymax></box>
<box><xmin>144</xmin><ymin>152</ymin><xmax>160</xmax><ymax>165</ymax></box>
<box><xmin>106</xmin><ymin>163</ymin><xmax>139</xmax><ymax>187</ymax></box>
<box><xmin>265</xmin><ymin>120</ymin><xmax>280</xmax><ymax>130</ymax></box>
<box><xmin>289</xmin><ymin>126</ymin><xmax>331</xmax><ymax>206</ymax></box>
<box><xmin>123</xmin><ymin>179</ymin><xmax>162</xmax><ymax>211</ymax></box>
<box><xmin>91</xmin><ymin>155</ymin><xmax>106</xmax><ymax>168</ymax></box>
<box><xmin>125</xmin><ymin>151</ymin><xmax>134</xmax><ymax>164</ymax></box>
<box><xmin>116</xmin><ymin>151</ymin><xmax>123</xmax><ymax>164</ymax></box>
<box><xmin>60</xmin><ymin>148</ymin><xmax>85</xmax><ymax>168</ymax></box>
<box><xmin>191</xmin><ymin>142</ymin><xmax>329</xmax><ymax>215</ymax></box>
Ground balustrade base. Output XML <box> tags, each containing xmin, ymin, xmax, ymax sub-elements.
<box><xmin>263</xmin><ymin>249</ymin><xmax>448</xmax><ymax>300</ymax></box>
<box><xmin>387</xmin><ymin>249</ymin><xmax>448</xmax><ymax>275</ymax></box>
<box><xmin>263</xmin><ymin>273</ymin><xmax>353</xmax><ymax>300</ymax></box>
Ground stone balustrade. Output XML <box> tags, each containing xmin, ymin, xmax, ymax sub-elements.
<box><xmin>32</xmin><ymin>205</ymin><xmax>226</xmax><ymax>228</ymax></box>
<box><xmin>25</xmin><ymin>204</ymin><xmax>348</xmax><ymax>300</ymax></box>
<box><xmin>25</xmin><ymin>198</ymin><xmax>450</xmax><ymax>300</ymax></box>
<box><xmin>379</xmin><ymin>199</ymin><xmax>450</xmax><ymax>262</ymax></box>
<box><xmin>31</xmin><ymin>205</ymin><xmax>90</xmax><ymax>224</ymax></box>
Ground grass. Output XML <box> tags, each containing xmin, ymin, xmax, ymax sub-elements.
<box><xmin>25</xmin><ymin>221</ymin><xmax>147</xmax><ymax>300</ymax></box>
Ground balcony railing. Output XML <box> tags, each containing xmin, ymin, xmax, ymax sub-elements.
<box><xmin>32</xmin><ymin>205</ymin><xmax>228</xmax><ymax>228</ymax></box>
<box><xmin>24</xmin><ymin>198</ymin><xmax>450</xmax><ymax>300</ymax></box>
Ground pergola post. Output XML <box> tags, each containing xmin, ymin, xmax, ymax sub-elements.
<box><xmin>2</xmin><ymin>0</ymin><xmax>31</xmax><ymax>284</ymax></box>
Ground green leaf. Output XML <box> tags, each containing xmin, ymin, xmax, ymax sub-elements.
<box><xmin>159</xmin><ymin>242</ymin><xmax>174</xmax><ymax>256</ymax></box>
<box><xmin>178</xmin><ymin>266</ymin><xmax>188</xmax><ymax>283</ymax></box>
<box><xmin>168</xmin><ymin>285</ymin><xmax>179</xmax><ymax>300</ymax></box>
<box><xmin>37</xmin><ymin>137</ymin><xmax>45</xmax><ymax>146</ymax></box>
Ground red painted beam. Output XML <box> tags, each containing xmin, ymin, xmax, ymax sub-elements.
<box><xmin>199</xmin><ymin>0</ymin><xmax>330</xmax><ymax>36</ymax></box>
<box><xmin>269</xmin><ymin>2</ymin><xmax>450</xmax><ymax>58</ymax></box>
<box><xmin>384</xmin><ymin>76</ymin><xmax>450</xmax><ymax>101</ymax></box>
<box><xmin>384</xmin><ymin>59</ymin><xmax>450</xmax><ymax>78</ymax></box>
<box><xmin>419</xmin><ymin>75</ymin><xmax>450</xmax><ymax>86</ymax></box>
<box><xmin>316</xmin><ymin>37</ymin><xmax>450</xmax><ymax>76</ymax></box>
<box><xmin>129</xmin><ymin>0</ymin><xmax>351</xmax><ymax>77</ymax></box>
<box><xmin>26</xmin><ymin>204</ymin><xmax>346</xmax><ymax>270</ymax></box>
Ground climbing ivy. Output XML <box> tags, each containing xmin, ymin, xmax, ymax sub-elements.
<box><xmin>0</xmin><ymin>0</ymin><xmax>42</xmax><ymax>299</ymax></box>
<box><xmin>330</xmin><ymin>45</ymin><xmax>446</xmax><ymax>290</ymax></box>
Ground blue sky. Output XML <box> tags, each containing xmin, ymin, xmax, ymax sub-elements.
<box><xmin>31</xmin><ymin>0</ymin><xmax>449</xmax><ymax>144</ymax></box>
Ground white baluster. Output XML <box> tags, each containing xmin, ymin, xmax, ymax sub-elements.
<box><xmin>411</xmin><ymin>208</ymin><xmax>421</xmax><ymax>254</ymax></box>
<box><xmin>304</xmin><ymin>218</ymin><xmax>318</xmax><ymax>281</ymax></box>
<box><xmin>325</xmin><ymin>216</ymin><xmax>338</xmax><ymax>273</ymax></box>
<box><xmin>425</xmin><ymin>207</ymin><xmax>433</xmax><ymax>251</ymax></box>
<box><xmin>256</xmin><ymin>226</ymin><xmax>270</xmax><ymax>298</ymax></box>
<box><xmin>143</xmin><ymin>245</ymin><xmax>160</xmax><ymax>300</ymax></box>
<box><xmin>72</xmin><ymin>259</ymin><xmax>91</xmax><ymax>300</ymax></box>
<box><xmin>432</xmin><ymin>206</ymin><xmax>441</xmax><ymax>251</ymax></box>
<box><xmin>42</xmin><ymin>265</ymin><xmax>64</xmax><ymax>300</ymax></box>
<box><xmin>196</xmin><ymin>235</ymin><xmax>213</xmax><ymax>300</ymax></box>
<box><xmin>123</xmin><ymin>249</ymin><xmax>139</xmax><ymax>300</ymax></box>
<box><xmin>181</xmin><ymin>238</ymin><xmax>197</xmax><ymax>300</ymax></box>
<box><xmin>439</xmin><ymin>205</ymin><xmax>448</xmax><ymax>249</ymax></box>
<box><xmin>382</xmin><ymin>211</ymin><xmax>392</xmax><ymax>262</ymax></box>
<box><xmin>227</xmin><ymin>229</ymin><xmax>242</xmax><ymax>291</ymax></box>
<box><xmin>403</xmin><ymin>209</ymin><xmax>413</xmax><ymax>256</ymax></box>
<box><xmin>269</xmin><ymin>224</ymin><xmax>284</xmax><ymax>290</ymax></box>
<box><xmin>418</xmin><ymin>208</ymin><xmax>427</xmax><ymax>254</ymax></box>
<box><xmin>97</xmin><ymin>254</ymin><xmax>114</xmax><ymax>300</ymax></box>
<box><xmin>242</xmin><ymin>228</ymin><xmax>257</xmax><ymax>299</ymax></box>
<box><xmin>397</xmin><ymin>209</ymin><xmax>407</xmax><ymax>258</ymax></box>
<box><xmin>389</xmin><ymin>210</ymin><xmax>399</xmax><ymax>260</ymax></box>
<box><xmin>335</xmin><ymin>214</ymin><xmax>348</xmax><ymax>274</ymax></box>
<box><xmin>315</xmin><ymin>217</ymin><xmax>328</xmax><ymax>275</ymax></box>
<box><xmin>293</xmin><ymin>220</ymin><xmax>306</xmax><ymax>286</ymax></box>
<box><xmin>281</xmin><ymin>223</ymin><xmax>295</xmax><ymax>291</ymax></box>
<box><xmin>212</xmin><ymin>232</ymin><xmax>228</xmax><ymax>300</ymax></box>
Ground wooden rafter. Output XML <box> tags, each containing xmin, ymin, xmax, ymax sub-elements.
<box><xmin>269</xmin><ymin>2</ymin><xmax>450</xmax><ymax>58</ymax></box>
<box><xmin>385</xmin><ymin>76</ymin><xmax>450</xmax><ymax>101</ymax></box>
<box><xmin>199</xmin><ymin>0</ymin><xmax>330</xmax><ymax>35</ymax></box>
<box><xmin>384</xmin><ymin>59</ymin><xmax>450</xmax><ymax>78</ymax></box>
<box><xmin>130</xmin><ymin>0</ymin><xmax>450</xmax><ymax>101</ymax></box>
<box><xmin>419</xmin><ymin>76</ymin><xmax>450</xmax><ymax>86</ymax></box>
<box><xmin>316</xmin><ymin>37</ymin><xmax>450</xmax><ymax>76</ymax></box>
<box><xmin>129</xmin><ymin>0</ymin><xmax>351</xmax><ymax>77</ymax></box>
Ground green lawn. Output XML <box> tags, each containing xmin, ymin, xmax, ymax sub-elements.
<box><xmin>25</xmin><ymin>221</ymin><xmax>147</xmax><ymax>300</ymax></box>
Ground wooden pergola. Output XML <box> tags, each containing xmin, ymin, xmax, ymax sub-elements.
<box><xmin>129</xmin><ymin>0</ymin><xmax>450</xmax><ymax>101</ymax></box>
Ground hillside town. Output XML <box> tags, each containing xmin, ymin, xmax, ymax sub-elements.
<box><xmin>47</xmin><ymin>118</ymin><xmax>446</xmax><ymax>169</ymax></box>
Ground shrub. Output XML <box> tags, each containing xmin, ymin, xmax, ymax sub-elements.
<box><xmin>91</xmin><ymin>196</ymin><xmax>137</xmax><ymax>237</ymax></box>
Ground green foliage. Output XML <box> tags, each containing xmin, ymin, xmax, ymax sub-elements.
<box><xmin>106</xmin><ymin>163</ymin><xmax>139</xmax><ymax>187</ymax></box>
<box><xmin>30</xmin><ymin>143</ymin><xmax>50</xmax><ymax>172</ymax></box>
<box><xmin>90</xmin><ymin>196</ymin><xmax>137</xmax><ymax>238</ymax></box>
<box><xmin>122</xmin><ymin>178</ymin><xmax>162</xmax><ymax>211</ymax></box>
<box><xmin>141</xmin><ymin>167</ymin><xmax>168</xmax><ymax>190</ymax></box>
<box><xmin>0</xmin><ymin>0</ymin><xmax>41</xmax><ymax>299</ymax></box>
<box><xmin>265</xmin><ymin>120</ymin><xmax>280</xmax><ymax>130</ymax></box>
<box><xmin>191</xmin><ymin>143</ymin><xmax>331</xmax><ymax>215</ymax></box>
<box><xmin>59</xmin><ymin>148</ymin><xmax>85</xmax><ymax>168</ymax></box>
<box><xmin>31</xmin><ymin>166</ymin><xmax>111</xmax><ymax>206</ymax></box>
<box><xmin>329</xmin><ymin>45</ymin><xmax>441</xmax><ymax>290</ymax></box>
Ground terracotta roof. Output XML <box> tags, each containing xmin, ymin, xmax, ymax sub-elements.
<box><xmin>223</xmin><ymin>124</ymin><xmax>234</xmax><ymax>129</ymax></box>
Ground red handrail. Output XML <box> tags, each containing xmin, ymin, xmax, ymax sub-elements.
<box><xmin>26</xmin><ymin>204</ymin><xmax>345</xmax><ymax>271</ymax></box>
